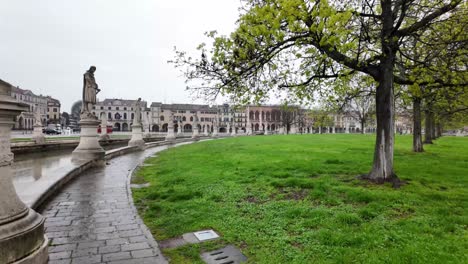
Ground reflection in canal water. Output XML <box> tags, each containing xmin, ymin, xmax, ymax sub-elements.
<box><xmin>12</xmin><ymin>143</ymin><xmax>126</xmax><ymax>190</ymax></box>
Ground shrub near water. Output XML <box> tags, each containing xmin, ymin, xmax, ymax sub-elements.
<box><xmin>132</xmin><ymin>135</ymin><xmax>468</xmax><ymax>264</ymax></box>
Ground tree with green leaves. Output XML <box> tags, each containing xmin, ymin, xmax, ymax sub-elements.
<box><xmin>309</xmin><ymin>109</ymin><xmax>334</xmax><ymax>134</ymax></box>
<box><xmin>171</xmin><ymin>0</ymin><xmax>465</xmax><ymax>185</ymax></box>
<box><xmin>326</xmin><ymin>73</ymin><xmax>376</xmax><ymax>134</ymax></box>
<box><xmin>397</xmin><ymin>7</ymin><xmax>468</xmax><ymax>151</ymax></box>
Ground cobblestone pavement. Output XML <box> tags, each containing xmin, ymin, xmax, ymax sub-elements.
<box><xmin>40</xmin><ymin>146</ymin><xmax>171</xmax><ymax>264</ymax></box>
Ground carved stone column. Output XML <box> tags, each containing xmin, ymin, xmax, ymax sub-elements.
<box><xmin>0</xmin><ymin>85</ymin><xmax>48</xmax><ymax>263</ymax></box>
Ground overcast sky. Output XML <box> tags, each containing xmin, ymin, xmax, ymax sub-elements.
<box><xmin>0</xmin><ymin>0</ymin><xmax>241</xmax><ymax>112</ymax></box>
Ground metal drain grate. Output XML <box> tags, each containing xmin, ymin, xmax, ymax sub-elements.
<box><xmin>201</xmin><ymin>245</ymin><xmax>247</xmax><ymax>264</ymax></box>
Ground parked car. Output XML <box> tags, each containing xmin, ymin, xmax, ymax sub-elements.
<box><xmin>42</xmin><ymin>128</ymin><xmax>61</xmax><ymax>135</ymax></box>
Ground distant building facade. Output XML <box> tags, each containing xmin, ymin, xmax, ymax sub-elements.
<box><xmin>93</xmin><ymin>98</ymin><xmax>148</xmax><ymax>132</ymax></box>
<box><xmin>47</xmin><ymin>96</ymin><xmax>61</xmax><ymax>125</ymax></box>
<box><xmin>95</xmin><ymin>99</ymin><xmax>314</xmax><ymax>134</ymax></box>
<box><xmin>1</xmin><ymin>80</ymin><xmax>48</xmax><ymax>130</ymax></box>
<box><xmin>92</xmin><ymin>97</ymin><xmax>413</xmax><ymax>135</ymax></box>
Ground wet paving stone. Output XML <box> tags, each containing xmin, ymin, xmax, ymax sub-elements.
<box><xmin>40</xmin><ymin>147</ymin><xmax>171</xmax><ymax>263</ymax></box>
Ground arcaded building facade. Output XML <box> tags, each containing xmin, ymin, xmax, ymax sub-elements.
<box><xmin>92</xmin><ymin>98</ymin><xmax>415</xmax><ymax>134</ymax></box>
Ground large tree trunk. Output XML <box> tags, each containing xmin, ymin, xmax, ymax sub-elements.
<box><xmin>365</xmin><ymin>0</ymin><xmax>398</xmax><ymax>185</ymax></box>
<box><xmin>367</xmin><ymin>76</ymin><xmax>396</xmax><ymax>183</ymax></box>
<box><xmin>413</xmin><ymin>97</ymin><xmax>424</xmax><ymax>152</ymax></box>
<box><xmin>361</xmin><ymin>119</ymin><xmax>365</xmax><ymax>134</ymax></box>
<box><xmin>431</xmin><ymin>115</ymin><xmax>437</xmax><ymax>139</ymax></box>
<box><xmin>424</xmin><ymin>109</ymin><xmax>433</xmax><ymax>144</ymax></box>
<box><xmin>436</xmin><ymin>122</ymin><xmax>442</xmax><ymax>137</ymax></box>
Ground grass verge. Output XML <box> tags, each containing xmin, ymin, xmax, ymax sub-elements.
<box><xmin>132</xmin><ymin>134</ymin><xmax>467</xmax><ymax>263</ymax></box>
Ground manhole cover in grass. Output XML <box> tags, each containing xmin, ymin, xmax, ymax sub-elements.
<box><xmin>201</xmin><ymin>245</ymin><xmax>247</xmax><ymax>264</ymax></box>
<box><xmin>194</xmin><ymin>230</ymin><xmax>219</xmax><ymax>241</ymax></box>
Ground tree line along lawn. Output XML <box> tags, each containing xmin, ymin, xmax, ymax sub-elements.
<box><xmin>132</xmin><ymin>134</ymin><xmax>467</xmax><ymax>264</ymax></box>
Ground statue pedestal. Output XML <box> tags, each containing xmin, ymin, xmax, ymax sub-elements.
<box><xmin>166</xmin><ymin>126</ymin><xmax>176</xmax><ymax>142</ymax></box>
<box><xmin>177</xmin><ymin>123</ymin><xmax>182</xmax><ymax>137</ymax></box>
<box><xmin>129</xmin><ymin>124</ymin><xmax>145</xmax><ymax>149</ymax></box>
<box><xmin>231</xmin><ymin>128</ymin><xmax>236</xmax><ymax>137</ymax></box>
<box><xmin>0</xmin><ymin>94</ymin><xmax>48</xmax><ymax>264</ymax></box>
<box><xmin>72</xmin><ymin>117</ymin><xmax>105</xmax><ymax>162</ymax></box>
<box><xmin>192</xmin><ymin>127</ymin><xmax>200</xmax><ymax>140</ymax></box>
<box><xmin>246</xmin><ymin>125</ymin><xmax>252</xmax><ymax>135</ymax></box>
<box><xmin>290</xmin><ymin>126</ymin><xmax>297</xmax><ymax>134</ymax></box>
<box><xmin>212</xmin><ymin>127</ymin><xmax>218</xmax><ymax>137</ymax></box>
<box><xmin>32</xmin><ymin>124</ymin><xmax>45</xmax><ymax>144</ymax></box>
<box><xmin>99</xmin><ymin>120</ymin><xmax>110</xmax><ymax>141</ymax></box>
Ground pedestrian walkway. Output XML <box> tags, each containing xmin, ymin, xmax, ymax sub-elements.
<box><xmin>40</xmin><ymin>145</ymin><xmax>173</xmax><ymax>264</ymax></box>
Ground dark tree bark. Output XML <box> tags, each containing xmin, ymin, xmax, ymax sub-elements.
<box><xmin>361</xmin><ymin>119</ymin><xmax>365</xmax><ymax>134</ymax></box>
<box><xmin>413</xmin><ymin>97</ymin><xmax>424</xmax><ymax>152</ymax></box>
<box><xmin>365</xmin><ymin>1</ymin><xmax>398</xmax><ymax>184</ymax></box>
<box><xmin>424</xmin><ymin>109</ymin><xmax>433</xmax><ymax>144</ymax></box>
<box><xmin>431</xmin><ymin>116</ymin><xmax>437</xmax><ymax>139</ymax></box>
<box><xmin>436</xmin><ymin>122</ymin><xmax>442</xmax><ymax>138</ymax></box>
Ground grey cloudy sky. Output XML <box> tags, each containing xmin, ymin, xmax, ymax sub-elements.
<box><xmin>0</xmin><ymin>0</ymin><xmax>241</xmax><ymax>112</ymax></box>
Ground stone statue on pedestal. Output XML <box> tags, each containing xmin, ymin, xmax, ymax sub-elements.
<box><xmin>34</xmin><ymin>105</ymin><xmax>42</xmax><ymax>126</ymax></box>
<box><xmin>72</xmin><ymin>66</ymin><xmax>105</xmax><ymax>161</ymax></box>
<box><xmin>165</xmin><ymin>111</ymin><xmax>176</xmax><ymax>141</ymax></box>
<box><xmin>33</xmin><ymin>105</ymin><xmax>45</xmax><ymax>144</ymax></box>
<box><xmin>81</xmin><ymin>66</ymin><xmax>100</xmax><ymax>118</ymax></box>
<box><xmin>128</xmin><ymin>97</ymin><xmax>145</xmax><ymax>149</ymax></box>
<box><xmin>133</xmin><ymin>98</ymin><xmax>142</xmax><ymax>124</ymax></box>
<box><xmin>192</xmin><ymin>111</ymin><xmax>199</xmax><ymax>140</ymax></box>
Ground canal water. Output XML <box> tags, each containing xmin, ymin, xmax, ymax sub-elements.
<box><xmin>12</xmin><ymin>143</ymin><xmax>127</xmax><ymax>196</ymax></box>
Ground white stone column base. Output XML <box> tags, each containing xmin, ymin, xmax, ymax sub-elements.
<box><xmin>192</xmin><ymin>128</ymin><xmax>200</xmax><ymax>140</ymax></box>
<box><xmin>128</xmin><ymin>124</ymin><xmax>145</xmax><ymax>149</ymax></box>
<box><xmin>72</xmin><ymin>118</ymin><xmax>105</xmax><ymax>161</ymax></box>
<box><xmin>13</xmin><ymin>235</ymin><xmax>49</xmax><ymax>264</ymax></box>
<box><xmin>32</xmin><ymin>125</ymin><xmax>45</xmax><ymax>144</ymax></box>
<box><xmin>166</xmin><ymin>128</ymin><xmax>176</xmax><ymax>141</ymax></box>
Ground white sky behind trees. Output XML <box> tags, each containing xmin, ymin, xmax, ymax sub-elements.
<box><xmin>0</xmin><ymin>0</ymin><xmax>241</xmax><ymax>112</ymax></box>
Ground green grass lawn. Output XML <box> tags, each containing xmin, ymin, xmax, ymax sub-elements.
<box><xmin>132</xmin><ymin>135</ymin><xmax>468</xmax><ymax>264</ymax></box>
<box><xmin>11</xmin><ymin>138</ymin><xmax>33</xmax><ymax>142</ymax></box>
